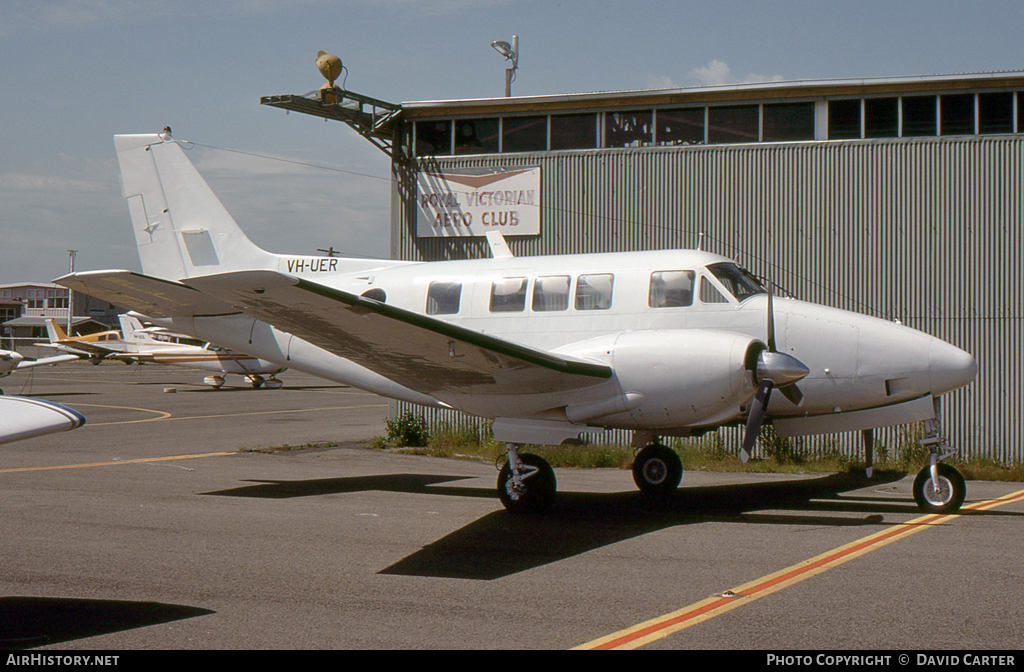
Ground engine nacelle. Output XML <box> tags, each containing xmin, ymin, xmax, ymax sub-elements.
<box><xmin>559</xmin><ymin>330</ymin><xmax>761</xmax><ymax>429</ymax></box>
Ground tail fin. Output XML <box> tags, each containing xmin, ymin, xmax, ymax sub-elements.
<box><xmin>46</xmin><ymin>319</ymin><xmax>68</xmax><ymax>343</ymax></box>
<box><xmin>115</xmin><ymin>134</ymin><xmax>276</xmax><ymax>280</ymax></box>
<box><xmin>117</xmin><ymin>313</ymin><xmax>148</xmax><ymax>343</ymax></box>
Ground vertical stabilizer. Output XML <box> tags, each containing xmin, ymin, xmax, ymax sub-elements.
<box><xmin>117</xmin><ymin>313</ymin><xmax>148</xmax><ymax>344</ymax></box>
<box><xmin>46</xmin><ymin>319</ymin><xmax>68</xmax><ymax>343</ymax></box>
<box><xmin>115</xmin><ymin>134</ymin><xmax>276</xmax><ymax>281</ymax></box>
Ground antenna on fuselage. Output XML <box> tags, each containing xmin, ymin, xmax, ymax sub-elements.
<box><xmin>485</xmin><ymin>230</ymin><xmax>514</xmax><ymax>259</ymax></box>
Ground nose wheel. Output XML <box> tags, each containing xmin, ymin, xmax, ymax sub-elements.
<box><xmin>911</xmin><ymin>418</ymin><xmax>966</xmax><ymax>514</ymax></box>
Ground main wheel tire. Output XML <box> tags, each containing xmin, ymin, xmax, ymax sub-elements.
<box><xmin>497</xmin><ymin>453</ymin><xmax>556</xmax><ymax>514</ymax></box>
<box><xmin>632</xmin><ymin>444</ymin><xmax>683</xmax><ymax>495</ymax></box>
<box><xmin>912</xmin><ymin>463</ymin><xmax>966</xmax><ymax>514</ymax></box>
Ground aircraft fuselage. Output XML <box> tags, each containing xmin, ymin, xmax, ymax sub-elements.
<box><xmin>157</xmin><ymin>247</ymin><xmax>975</xmax><ymax>437</ymax></box>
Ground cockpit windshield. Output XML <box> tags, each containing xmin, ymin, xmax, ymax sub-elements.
<box><xmin>707</xmin><ymin>262</ymin><xmax>766</xmax><ymax>302</ymax></box>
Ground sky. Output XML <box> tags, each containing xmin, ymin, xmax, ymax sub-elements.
<box><xmin>1</xmin><ymin>0</ymin><xmax>1022</xmax><ymax>284</ymax></box>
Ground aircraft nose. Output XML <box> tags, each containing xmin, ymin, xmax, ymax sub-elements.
<box><xmin>929</xmin><ymin>338</ymin><xmax>977</xmax><ymax>394</ymax></box>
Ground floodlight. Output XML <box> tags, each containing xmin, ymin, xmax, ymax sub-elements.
<box><xmin>491</xmin><ymin>36</ymin><xmax>519</xmax><ymax>97</ymax></box>
<box><xmin>315</xmin><ymin>50</ymin><xmax>347</xmax><ymax>104</ymax></box>
<box><xmin>491</xmin><ymin>41</ymin><xmax>514</xmax><ymax>60</ymax></box>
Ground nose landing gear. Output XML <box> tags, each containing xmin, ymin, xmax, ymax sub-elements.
<box><xmin>911</xmin><ymin>419</ymin><xmax>966</xmax><ymax>514</ymax></box>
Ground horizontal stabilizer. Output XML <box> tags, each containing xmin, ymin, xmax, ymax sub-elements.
<box><xmin>55</xmin><ymin>269</ymin><xmax>239</xmax><ymax>319</ymax></box>
<box><xmin>185</xmin><ymin>270</ymin><xmax>612</xmax><ymax>396</ymax></box>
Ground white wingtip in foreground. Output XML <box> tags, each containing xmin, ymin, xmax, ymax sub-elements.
<box><xmin>0</xmin><ymin>396</ymin><xmax>86</xmax><ymax>446</ymax></box>
<box><xmin>56</xmin><ymin>132</ymin><xmax>977</xmax><ymax>514</ymax></box>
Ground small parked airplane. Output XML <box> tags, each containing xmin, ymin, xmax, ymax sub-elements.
<box><xmin>0</xmin><ymin>351</ymin><xmax>84</xmax><ymax>442</ymax></box>
<box><xmin>57</xmin><ymin>132</ymin><xmax>978</xmax><ymax>514</ymax></box>
<box><xmin>38</xmin><ymin>320</ymin><xmax>127</xmax><ymax>361</ymax></box>
<box><xmin>110</xmin><ymin>313</ymin><xmax>286</xmax><ymax>389</ymax></box>
<box><xmin>0</xmin><ymin>394</ymin><xmax>85</xmax><ymax>445</ymax></box>
<box><xmin>0</xmin><ymin>349</ymin><xmax>79</xmax><ymax>389</ymax></box>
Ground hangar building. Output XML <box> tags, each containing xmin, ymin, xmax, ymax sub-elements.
<box><xmin>262</xmin><ymin>70</ymin><xmax>1024</xmax><ymax>463</ymax></box>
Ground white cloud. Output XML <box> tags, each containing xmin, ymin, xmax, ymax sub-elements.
<box><xmin>643</xmin><ymin>74</ymin><xmax>677</xmax><ymax>90</ymax></box>
<box><xmin>689</xmin><ymin>59</ymin><xmax>784</xmax><ymax>87</ymax></box>
<box><xmin>0</xmin><ymin>172</ymin><xmax>110</xmax><ymax>192</ymax></box>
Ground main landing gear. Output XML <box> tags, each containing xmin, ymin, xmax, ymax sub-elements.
<box><xmin>496</xmin><ymin>439</ymin><xmax>686</xmax><ymax>513</ymax></box>
<box><xmin>632</xmin><ymin>442</ymin><xmax>683</xmax><ymax>496</ymax></box>
<box><xmin>911</xmin><ymin>418</ymin><xmax>966</xmax><ymax>514</ymax></box>
<box><xmin>498</xmin><ymin>443</ymin><xmax>556</xmax><ymax>514</ymax></box>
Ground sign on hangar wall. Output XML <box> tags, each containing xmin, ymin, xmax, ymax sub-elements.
<box><xmin>416</xmin><ymin>167</ymin><xmax>540</xmax><ymax>237</ymax></box>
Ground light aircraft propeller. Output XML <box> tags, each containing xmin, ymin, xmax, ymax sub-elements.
<box><xmin>740</xmin><ymin>282</ymin><xmax>809</xmax><ymax>463</ymax></box>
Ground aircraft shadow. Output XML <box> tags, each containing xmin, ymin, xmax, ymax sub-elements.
<box><xmin>202</xmin><ymin>469</ymin><xmax>1019</xmax><ymax>580</ymax></box>
<box><xmin>0</xmin><ymin>597</ymin><xmax>213</xmax><ymax>650</ymax></box>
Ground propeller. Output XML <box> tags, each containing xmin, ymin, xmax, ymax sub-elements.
<box><xmin>740</xmin><ymin>282</ymin><xmax>809</xmax><ymax>463</ymax></box>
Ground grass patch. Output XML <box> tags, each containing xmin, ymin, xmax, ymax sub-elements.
<box><xmin>241</xmin><ymin>440</ymin><xmax>342</xmax><ymax>453</ymax></box>
<box><xmin>366</xmin><ymin>413</ymin><xmax>1024</xmax><ymax>481</ymax></box>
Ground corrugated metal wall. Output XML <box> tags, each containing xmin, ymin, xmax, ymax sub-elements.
<box><xmin>391</xmin><ymin>136</ymin><xmax>1023</xmax><ymax>463</ymax></box>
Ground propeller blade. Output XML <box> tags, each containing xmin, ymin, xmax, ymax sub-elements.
<box><xmin>740</xmin><ymin>381</ymin><xmax>772</xmax><ymax>463</ymax></box>
<box><xmin>778</xmin><ymin>382</ymin><xmax>804</xmax><ymax>406</ymax></box>
<box><xmin>765</xmin><ymin>280</ymin><xmax>776</xmax><ymax>352</ymax></box>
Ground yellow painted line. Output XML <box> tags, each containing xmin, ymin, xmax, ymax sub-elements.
<box><xmin>576</xmin><ymin>487</ymin><xmax>1024</xmax><ymax>650</ymax></box>
<box><xmin>72</xmin><ymin>402</ymin><xmax>387</xmax><ymax>426</ymax></box>
<box><xmin>63</xmin><ymin>403</ymin><xmax>173</xmax><ymax>425</ymax></box>
<box><xmin>0</xmin><ymin>452</ymin><xmax>234</xmax><ymax>474</ymax></box>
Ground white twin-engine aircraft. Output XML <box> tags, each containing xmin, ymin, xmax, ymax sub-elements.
<box><xmin>58</xmin><ymin>133</ymin><xmax>977</xmax><ymax>514</ymax></box>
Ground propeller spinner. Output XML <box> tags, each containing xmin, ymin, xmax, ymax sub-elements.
<box><xmin>740</xmin><ymin>282</ymin><xmax>809</xmax><ymax>463</ymax></box>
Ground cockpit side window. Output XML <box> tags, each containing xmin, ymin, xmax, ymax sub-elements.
<box><xmin>490</xmin><ymin>277</ymin><xmax>528</xmax><ymax>312</ymax></box>
<box><xmin>707</xmin><ymin>263</ymin><xmax>765</xmax><ymax>302</ymax></box>
<box><xmin>426</xmin><ymin>281</ymin><xmax>462</xmax><ymax>315</ymax></box>
<box><xmin>649</xmin><ymin>270</ymin><xmax>695</xmax><ymax>308</ymax></box>
<box><xmin>699</xmin><ymin>275</ymin><xmax>730</xmax><ymax>304</ymax></box>
<box><xmin>575</xmin><ymin>273</ymin><xmax>614</xmax><ymax>310</ymax></box>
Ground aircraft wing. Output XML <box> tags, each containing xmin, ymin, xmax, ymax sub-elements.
<box><xmin>0</xmin><ymin>396</ymin><xmax>86</xmax><ymax>445</ymax></box>
<box><xmin>38</xmin><ymin>341</ymin><xmax>115</xmax><ymax>358</ymax></box>
<box><xmin>186</xmin><ymin>270</ymin><xmax>613</xmax><ymax>396</ymax></box>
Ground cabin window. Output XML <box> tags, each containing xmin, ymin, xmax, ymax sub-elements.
<box><xmin>575</xmin><ymin>273</ymin><xmax>614</xmax><ymax>310</ymax></box>
<box><xmin>532</xmin><ymin>275</ymin><xmax>570</xmax><ymax>312</ymax></box>
<box><xmin>426</xmin><ymin>281</ymin><xmax>462</xmax><ymax>315</ymax></box>
<box><xmin>707</xmin><ymin>263</ymin><xmax>764</xmax><ymax>302</ymax></box>
<box><xmin>649</xmin><ymin>270</ymin><xmax>695</xmax><ymax>308</ymax></box>
<box><xmin>699</xmin><ymin>276</ymin><xmax>730</xmax><ymax>304</ymax></box>
<box><xmin>489</xmin><ymin>277</ymin><xmax>528</xmax><ymax>312</ymax></box>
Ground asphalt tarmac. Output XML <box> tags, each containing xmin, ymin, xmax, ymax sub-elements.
<box><xmin>1</xmin><ymin>361</ymin><xmax>1022</xmax><ymax>651</ymax></box>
